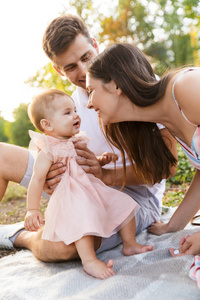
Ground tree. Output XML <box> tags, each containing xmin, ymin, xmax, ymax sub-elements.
<box><xmin>25</xmin><ymin>63</ymin><xmax>75</xmax><ymax>96</ymax></box>
<box><xmin>9</xmin><ymin>103</ymin><xmax>35</xmax><ymax>147</ymax></box>
<box><xmin>26</xmin><ymin>0</ymin><xmax>200</xmax><ymax>88</ymax></box>
<box><xmin>98</xmin><ymin>0</ymin><xmax>200</xmax><ymax>75</ymax></box>
<box><xmin>0</xmin><ymin>113</ymin><xmax>9</xmax><ymax>142</ymax></box>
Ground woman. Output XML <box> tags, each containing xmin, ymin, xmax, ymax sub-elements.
<box><xmin>86</xmin><ymin>42</ymin><xmax>200</xmax><ymax>256</ymax></box>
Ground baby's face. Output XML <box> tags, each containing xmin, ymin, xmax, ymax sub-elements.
<box><xmin>50</xmin><ymin>95</ymin><xmax>81</xmax><ymax>139</ymax></box>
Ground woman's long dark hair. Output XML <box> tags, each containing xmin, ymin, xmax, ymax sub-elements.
<box><xmin>88</xmin><ymin>43</ymin><xmax>177</xmax><ymax>185</ymax></box>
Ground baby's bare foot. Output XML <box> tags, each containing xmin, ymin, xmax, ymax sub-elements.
<box><xmin>122</xmin><ymin>241</ymin><xmax>153</xmax><ymax>256</ymax></box>
<box><xmin>83</xmin><ymin>259</ymin><xmax>115</xmax><ymax>279</ymax></box>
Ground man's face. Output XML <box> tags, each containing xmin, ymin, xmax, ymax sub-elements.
<box><xmin>52</xmin><ymin>34</ymin><xmax>98</xmax><ymax>89</ymax></box>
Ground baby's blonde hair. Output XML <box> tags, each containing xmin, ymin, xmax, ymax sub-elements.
<box><xmin>28</xmin><ymin>89</ymin><xmax>71</xmax><ymax>132</ymax></box>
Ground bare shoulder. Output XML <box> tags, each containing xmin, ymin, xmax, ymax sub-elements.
<box><xmin>174</xmin><ymin>69</ymin><xmax>200</xmax><ymax>124</ymax></box>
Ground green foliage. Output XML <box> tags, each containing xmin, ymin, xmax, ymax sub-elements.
<box><xmin>91</xmin><ymin>0</ymin><xmax>200</xmax><ymax>75</ymax></box>
<box><xmin>9</xmin><ymin>103</ymin><xmax>35</xmax><ymax>147</ymax></box>
<box><xmin>167</xmin><ymin>143</ymin><xmax>195</xmax><ymax>185</ymax></box>
<box><xmin>163</xmin><ymin>188</ymin><xmax>185</xmax><ymax>207</ymax></box>
<box><xmin>25</xmin><ymin>63</ymin><xmax>75</xmax><ymax>96</ymax></box>
<box><xmin>2</xmin><ymin>182</ymin><xmax>27</xmax><ymax>203</ymax></box>
<box><xmin>98</xmin><ymin>0</ymin><xmax>155</xmax><ymax>46</ymax></box>
<box><xmin>0</xmin><ymin>113</ymin><xmax>9</xmax><ymax>142</ymax></box>
<box><xmin>25</xmin><ymin>0</ymin><xmax>200</xmax><ymax>91</ymax></box>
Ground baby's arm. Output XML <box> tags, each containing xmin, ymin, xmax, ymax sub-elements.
<box><xmin>25</xmin><ymin>151</ymin><xmax>52</xmax><ymax>231</ymax></box>
<box><xmin>98</xmin><ymin>152</ymin><xmax>118</xmax><ymax>166</ymax></box>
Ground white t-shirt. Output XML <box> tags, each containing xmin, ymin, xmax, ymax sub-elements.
<box><xmin>72</xmin><ymin>87</ymin><xmax>166</xmax><ymax>207</ymax></box>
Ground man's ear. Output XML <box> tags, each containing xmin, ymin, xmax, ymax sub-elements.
<box><xmin>53</xmin><ymin>65</ymin><xmax>65</xmax><ymax>76</ymax></box>
<box><xmin>40</xmin><ymin>119</ymin><xmax>53</xmax><ymax>132</ymax></box>
<box><xmin>92</xmin><ymin>38</ymin><xmax>99</xmax><ymax>54</ymax></box>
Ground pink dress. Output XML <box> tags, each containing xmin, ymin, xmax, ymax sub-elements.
<box><xmin>29</xmin><ymin>130</ymin><xmax>140</xmax><ymax>245</ymax></box>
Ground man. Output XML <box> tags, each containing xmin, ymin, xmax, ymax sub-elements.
<box><xmin>0</xmin><ymin>15</ymin><xmax>177</xmax><ymax>262</ymax></box>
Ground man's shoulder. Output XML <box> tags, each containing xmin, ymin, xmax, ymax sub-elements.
<box><xmin>72</xmin><ymin>87</ymin><xmax>88</xmax><ymax>106</ymax></box>
<box><xmin>72</xmin><ymin>87</ymin><xmax>87</xmax><ymax>97</ymax></box>
<box><xmin>71</xmin><ymin>88</ymin><xmax>78</xmax><ymax>100</ymax></box>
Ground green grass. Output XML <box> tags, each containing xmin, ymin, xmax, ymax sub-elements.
<box><xmin>2</xmin><ymin>182</ymin><xmax>27</xmax><ymax>203</ymax></box>
<box><xmin>163</xmin><ymin>182</ymin><xmax>189</xmax><ymax>207</ymax></box>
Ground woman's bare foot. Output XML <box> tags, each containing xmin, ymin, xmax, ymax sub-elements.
<box><xmin>83</xmin><ymin>258</ymin><xmax>115</xmax><ymax>279</ymax></box>
<box><xmin>122</xmin><ymin>241</ymin><xmax>153</xmax><ymax>256</ymax></box>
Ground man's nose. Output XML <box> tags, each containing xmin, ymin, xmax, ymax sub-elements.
<box><xmin>78</xmin><ymin>62</ymin><xmax>87</xmax><ymax>74</ymax></box>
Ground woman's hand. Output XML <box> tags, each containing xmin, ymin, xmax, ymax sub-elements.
<box><xmin>44</xmin><ymin>162</ymin><xmax>67</xmax><ymax>195</ymax></box>
<box><xmin>147</xmin><ymin>220</ymin><xmax>170</xmax><ymax>235</ymax></box>
<box><xmin>169</xmin><ymin>231</ymin><xmax>200</xmax><ymax>256</ymax></box>
<box><xmin>74</xmin><ymin>141</ymin><xmax>103</xmax><ymax>180</ymax></box>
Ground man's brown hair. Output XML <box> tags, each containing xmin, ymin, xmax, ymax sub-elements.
<box><xmin>43</xmin><ymin>14</ymin><xmax>93</xmax><ymax>63</ymax></box>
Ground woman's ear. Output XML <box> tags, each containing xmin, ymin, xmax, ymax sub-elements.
<box><xmin>105</xmin><ymin>80</ymin><xmax>123</xmax><ymax>95</ymax></box>
<box><xmin>40</xmin><ymin>119</ymin><xmax>53</xmax><ymax>132</ymax></box>
<box><xmin>115</xmin><ymin>84</ymin><xmax>122</xmax><ymax>95</ymax></box>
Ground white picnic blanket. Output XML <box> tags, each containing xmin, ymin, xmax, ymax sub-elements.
<box><xmin>0</xmin><ymin>208</ymin><xmax>200</xmax><ymax>300</ymax></box>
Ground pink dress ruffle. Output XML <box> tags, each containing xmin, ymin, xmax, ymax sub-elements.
<box><xmin>29</xmin><ymin>130</ymin><xmax>140</xmax><ymax>245</ymax></box>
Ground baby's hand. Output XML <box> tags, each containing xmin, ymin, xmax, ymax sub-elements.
<box><xmin>24</xmin><ymin>210</ymin><xmax>43</xmax><ymax>231</ymax></box>
<box><xmin>98</xmin><ymin>152</ymin><xmax>118</xmax><ymax>166</ymax></box>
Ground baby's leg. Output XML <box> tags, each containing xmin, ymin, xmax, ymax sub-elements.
<box><xmin>75</xmin><ymin>236</ymin><xmax>115</xmax><ymax>279</ymax></box>
<box><xmin>120</xmin><ymin>217</ymin><xmax>153</xmax><ymax>256</ymax></box>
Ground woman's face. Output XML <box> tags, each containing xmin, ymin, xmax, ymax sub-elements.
<box><xmin>86</xmin><ymin>74</ymin><xmax>120</xmax><ymax>125</ymax></box>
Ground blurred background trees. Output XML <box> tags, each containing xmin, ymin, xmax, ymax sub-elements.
<box><xmin>25</xmin><ymin>0</ymin><xmax>200</xmax><ymax>98</ymax></box>
<box><xmin>2</xmin><ymin>0</ymin><xmax>200</xmax><ymax>154</ymax></box>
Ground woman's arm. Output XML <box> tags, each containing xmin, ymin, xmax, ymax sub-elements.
<box><xmin>148</xmin><ymin>169</ymin><xmax>200</xmax><ymax>235</ymax></box>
